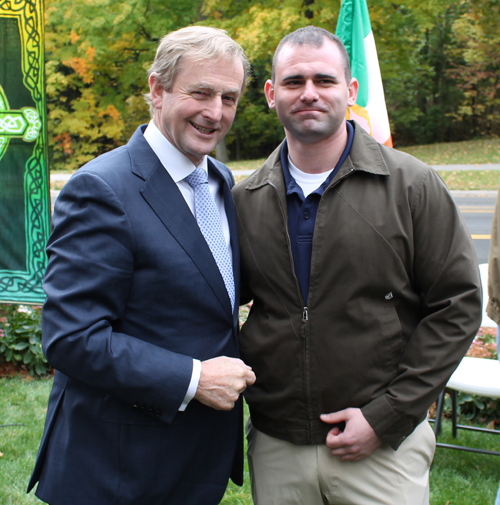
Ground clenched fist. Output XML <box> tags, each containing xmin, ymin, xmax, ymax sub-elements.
<box><xmin>194</xmin><ymin>356</ymin><xmax>256</xmax><ymax>410</ymax></box>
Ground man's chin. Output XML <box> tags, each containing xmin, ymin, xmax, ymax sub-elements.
<box><xmin>286</xmin><ymin>129</ymin><xmax>331</xmax><ymax>144</ymax></box>
<box><xmin>284</xmin><ymin>122</ymin><xmax>344</xmax><ymax>144</ymax></box>
<box><xmin>181</xmin><ymin>139</ymin><xmax>221</xmax><ymax>164</ymax></box>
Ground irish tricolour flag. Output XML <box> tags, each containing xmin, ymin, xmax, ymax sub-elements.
<box><xmin>336</xmin><ymin>0</ymin><xmax>393</xmax><ymax>147</ymax></box>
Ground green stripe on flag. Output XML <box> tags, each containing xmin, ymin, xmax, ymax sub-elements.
<box><xmin>336</xmin><ymin>0</ymin><xmax>372</xmax><ymax>108</ymax></box>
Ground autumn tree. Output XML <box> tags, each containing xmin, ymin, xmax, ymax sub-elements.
<box><xmin>43</xmin><ymin>0</ymin><xmax>500</xmax><ymax>168</ymax></box>
<box><xmin>447</xmin><ymin>0</ymin><xmax>500</xmax><ymax>138</ymax></box>
<box><xmin>45</xmin><ymin>0</ymin><xmax>201</xmax><ymax>170</ymax></box>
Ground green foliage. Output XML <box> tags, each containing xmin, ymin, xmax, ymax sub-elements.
<box><xmin>42</xmin><ymin>0</ymin><xmax>500</xmax><ymax>163</ymax></box>
<box><xmin>0</xmin><ymin>306</ymin><xmax>49</xmax><ymax>376</ymax></box>
<box><xmin>369</xmin><ymin>1</ymin><xmax>468</xmax><ymax>145</ymax></box>
<box><xmin>202</xmin><ymin>0</ymin><xmax>322</xmax><ymax>159</ymax></box>
<box><xmin>45</xmin><ymin>0</ymin><xmax>201</xmax><ymax>171</ymax></box>
<box><xmin>441</xmin><ymin>391</ymin><xmax>500</xmax><ymax>427</ymax></box>
<box><xmin>447</xmin><ymin>0</ymin><xmax>500</xmax><ymax>138</ymax></box>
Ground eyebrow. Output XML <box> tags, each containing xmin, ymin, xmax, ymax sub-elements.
<box><xmin>281</xmin><ymin>73</ymin><xmax>338</xmax><ymax>82</ymax></box>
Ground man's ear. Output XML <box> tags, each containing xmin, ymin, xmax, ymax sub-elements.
<box><xmin>148</xmin><ymin>73</ymin><xmax>164</xmax><ymax>109</ymax></box>
<box><xmin>347</xmin><ymin>78</ymin><xmax>359</xmax><ymax>108</ymax></box>
<box><xmin>264</xmin><ymin>79</ymin><xmax>276</xmax><ymax>109</ymax></box>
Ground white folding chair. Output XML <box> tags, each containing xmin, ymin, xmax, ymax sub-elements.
<box><xmin>433</xmin><ymin>356</ymin><xmax>500</xmax><ymax>456</ymax></box>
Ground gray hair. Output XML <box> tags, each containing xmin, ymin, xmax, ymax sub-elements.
<box><xmin>272</xmin><ymin>26</ymin><xmax>351</xmax><ymax>84</ymax></box>
<box><xmin>144</xmin><ymin>25</ymin><xmax>251</xmax><ymax>116</ymax></box>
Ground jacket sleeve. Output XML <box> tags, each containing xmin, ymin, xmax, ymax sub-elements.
<box><xmin>42</xmin><ymin>171</ymin><xmax>193</xmax><ymax>424</ymax></box>
<box><xmin>361</xmin><ymin>168</ymin><xmax>482</xmax><ymax>449</ymax></box>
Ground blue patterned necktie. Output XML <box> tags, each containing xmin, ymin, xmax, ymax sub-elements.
<box><xmin>186</xmin><ymin>167</ymin><xmax>235</xmax><ymax>310</ymax></box>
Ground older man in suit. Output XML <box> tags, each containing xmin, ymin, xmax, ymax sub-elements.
<box><xmin>28</xmin><ymin>25</ymin><xmax>255</xmax><ymax>505</ymax></box>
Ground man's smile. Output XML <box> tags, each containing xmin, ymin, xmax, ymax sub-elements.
<box><xmin>190</xmin><ymin>122</ymin><xmax>217</xmax><ymax>135</ymax></box>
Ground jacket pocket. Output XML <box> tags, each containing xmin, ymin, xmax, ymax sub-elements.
<box><xmin>379</xmin><ymin>296</ymin><xmax>403</xmax><ymax>371</ymax></box>
<box><xmin>100</xmin><ymin>394</ymin><xmax>165</xmax><ymax>426</ymax></box>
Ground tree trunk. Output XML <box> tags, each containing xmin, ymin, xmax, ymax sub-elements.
<box><xmin>216</xmin><ymin>138</ymin><xmax>229</xmax><ymax>163</ymax></box>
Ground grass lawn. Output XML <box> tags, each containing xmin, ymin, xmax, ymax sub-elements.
<box><xmin>399</xmin><ymin>138</ymin><xmax>500</xmax><ymax>166</ymax></box>
<box><xmin>0</xmin><ymin>377</ymin><xmax>53</xmax><ymax>505</ymax></box>
<box><xmin>437</xmin><ymin>170</ymin><xmax>500</xmax><ymax>191</ymax></box>
<box><xmin>430</xmin><ymin>422</ymin><xmax>500</xmax><ymax>504</ymax></box>
<box><xmin>1</xmin><ymin>375</ymin><xmax>499</xmax><ymax>505</ymax></box>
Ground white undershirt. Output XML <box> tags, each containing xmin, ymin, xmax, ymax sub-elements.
<box><xmin>144</xmin><ymin>120</ymin><xmax>232</xmax><ymax>411</ymax></box>
<box><xmin>288</xmin><ymin>156</ymin><xmax>334</xmax><ymax>197</ymax></box>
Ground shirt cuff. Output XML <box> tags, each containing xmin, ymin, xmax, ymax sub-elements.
<box><xmin>179</xmin><ymin>359</ymin><xmax>201</xmax><ymax>411</ymax></box>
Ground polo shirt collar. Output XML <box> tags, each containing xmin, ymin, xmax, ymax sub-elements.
<box><xmin>281</xmin><ymin>120</ymin><xmax>354</xmax><ymax>199</ymax></box>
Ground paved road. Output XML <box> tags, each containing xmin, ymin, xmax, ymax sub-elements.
<box><xmin>452</xmin><ymin>191</ymin><xmax>497</xmax><ymax>264</ymax></box>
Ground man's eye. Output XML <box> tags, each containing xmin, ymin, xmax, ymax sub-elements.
<box><xmin>192</xmin><ymin>91</ymin><xmax>206</xmax><ymax>97</ymax></box>
<box><xmin>223</xmin><ymin>96</ymin><xmax>237</xmax><ymax>104</ymax></box>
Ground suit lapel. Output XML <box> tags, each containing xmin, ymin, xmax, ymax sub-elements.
<box><xmin>127</xmin><ymin>128</ymin><xmax>233</xmax><ymax>318</ymax></box>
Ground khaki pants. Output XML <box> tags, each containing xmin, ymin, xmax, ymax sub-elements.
<box><xmin>247</xmin><ymin>419</ymin><xmax>436</xmax><ymax>505</ymax></box>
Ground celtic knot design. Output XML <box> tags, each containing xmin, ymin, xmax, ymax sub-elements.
<box><xmin>0</xmin><ymin>114</ymin><xmax>26</xmax><ymax>134</ymax></box>
<box><xmin>0</xmin><ymin>0</ymin><xmax>49</xmax><ymax>303</ymax></box>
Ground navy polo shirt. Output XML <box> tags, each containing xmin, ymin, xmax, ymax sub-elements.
<box><xmin>281</xmin><ymin>121</ymin><xmax>354</xmax><ymax>304</ymax></box>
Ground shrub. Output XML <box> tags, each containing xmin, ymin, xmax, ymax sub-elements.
<box><xmin>467</xmin><ymin>327</ymin><xmax>497</xmax><ymax>360</ymax></box>
<box><xmin>0</xmin><ymin>305</ymin><xmax>50</xmax><ymax>376</ymax></box>
<box><xmin>441</xmin><ymin>391</ymin><xmax>500</xmax><ymax>427</ymax></box>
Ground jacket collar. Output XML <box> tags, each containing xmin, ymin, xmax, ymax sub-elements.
<box><xmin>244</xmin><ymin>121</ymin><xmax>390</xmax><ymax>192</ymax></box>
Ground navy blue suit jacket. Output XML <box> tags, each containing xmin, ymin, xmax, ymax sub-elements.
<box><xmin>28</xmin><ymin>126</ymin><xmax>243</xmax><ymax>505</ymax></box>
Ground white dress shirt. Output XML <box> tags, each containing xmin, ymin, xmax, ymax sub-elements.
<box><xmin>144</xmin><ymin>120</ymin><xmax>233</xmax><ymax>411</ymax></box>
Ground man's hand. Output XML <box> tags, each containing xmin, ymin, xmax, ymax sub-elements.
<box><xmin>320</xmin><ymin>408</ymin><xmax>383</xmax><ymax>461</ymax></box>
<box><xmin>194</xmin><ymin>356</ymin><xmax>256</xmax><ymax>411</ymax></box>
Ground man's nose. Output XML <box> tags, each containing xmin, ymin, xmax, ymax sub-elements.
<box><xmin>300</xmin><ymin>81</ymin><xmax>319</xmax><ymax>102</ymax></box>
<box><xmin>202</xmin><ymin>97</ymin><xmax>223</xmax><ymax>122</ymax></box>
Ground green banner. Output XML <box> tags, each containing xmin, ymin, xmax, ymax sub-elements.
<box><xmin>0</xmin><ymin>0</ymin><xmax>50</xmax><ymax>304</ymax></box>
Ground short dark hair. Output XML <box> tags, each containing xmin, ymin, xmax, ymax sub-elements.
<box><xmin>272</xmin><ymin>26</ymin><xmax>351</xmax><ymax>84</ymax></box>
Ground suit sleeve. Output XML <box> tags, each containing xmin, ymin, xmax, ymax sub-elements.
<box><xmin>42</xmin><ymin>171</ymin><xmax>193</xmax><ymax>424</ymax></box>
<box><xmin>361</xmin><ymin>168</ymin><xmax>482</xmax><ymax>449</ymax></box>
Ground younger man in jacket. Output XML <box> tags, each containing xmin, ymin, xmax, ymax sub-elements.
<box><xmin>233</xmin><ymin>25</ymin><xmax>481</xmax><ymax>505</ymax></box>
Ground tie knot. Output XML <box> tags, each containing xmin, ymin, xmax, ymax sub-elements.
<box><xmin>186</xmin><ymin>167</ymin><xmax>208</xmax><ymax>188</ymax></box>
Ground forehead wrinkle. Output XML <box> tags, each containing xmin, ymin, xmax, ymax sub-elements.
<box><xmin>189</xmin><ymin>81</ymin><xmax>241</xmax><ymax>95</ymax></box>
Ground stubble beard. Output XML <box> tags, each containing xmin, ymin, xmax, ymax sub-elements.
<box><xmin>283</xmin><ymin>114</ymin><xmax>345</xmax><ymax>145</ymax></box>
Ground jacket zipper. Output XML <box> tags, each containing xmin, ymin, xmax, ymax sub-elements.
<box><xmin>302</xmin><ymin>306</ymin><xmax>313</xmax><ymax>442</ymax></box>
<box><xmin>262</xmin><ymin>167</ymin><xmax>357</xmax><ymax>443</ymax></box>
<box><xmin>268</xmin><ymin>181</ymin><xmax>314</xmax><ymax>442</ymax></box>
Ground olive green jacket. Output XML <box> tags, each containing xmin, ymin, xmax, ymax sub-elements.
<box><xmin>233</xmin><ymin>122</ymin><xmax>482</xmax><ymax>450</ymax></box>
